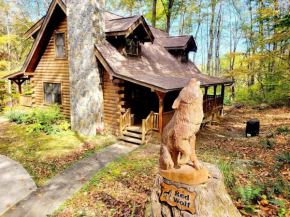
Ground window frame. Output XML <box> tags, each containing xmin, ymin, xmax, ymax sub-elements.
<box><xmin>42</xmin><ymin>81</ymin><xmax>63</xmax><ymax>105</ymax></box>
<box><xmin>54</xmin><ymin>32</ymin><xmax>67</xmax><ymax>59</ymax></box>
<box><xmin>125</xmin><ymin>38</ymin><xmax>140</xmax><ymax>56</ymax></box>
<box><xmin>180</xmin><ymin>51</ymin><xmax>188</xmax><ymax>62</ymax></box>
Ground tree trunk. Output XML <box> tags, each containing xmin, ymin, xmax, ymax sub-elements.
<box><xmin>179</xmin><ymin>0</ymin><xmax>185</xmax><ymax>35</ymax></box>
<box><xmin>151</xmin><ymin>163</ymin><xmax>241</xmax><ymax>217</ymax></box>
<box><xmin>214</xmin><ymin>4</ymin><xmax>222</xmax><ymax>76</ymax></box>
<box><xmin>152</xmin><ymin>0</ymin><xmax>157</xmax><ymax>27</ymax></box>
<box><xmin>193</xmin><ymin>0</ymin><xmax>203</xmax><ymax>62</ymax></box>
<box><xmin>161</xmin><ymin>0</ymin><xmax>175</xmax><ymax>33</ymax></box>
<box><xmin>206</xmin><ymin>0</ymin><xmax>216</xmax><ymax>75</ymax></box>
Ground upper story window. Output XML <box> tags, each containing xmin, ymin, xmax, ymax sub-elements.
<box><xmin>126</xmin><ymin>38</ymin><xmax>140</xmax><ymax>56</ymax></box>
<box><xmin>55</xmin><ymin>33</ymin><xmax>66</xmax><ymax>58</ymax></box>
<box><xmin>181</xmin><ymin>51</ymin><xmax>188</xmax><ymax>62</ymax></box>
<box><xmin>44</xmin><ymin>83</ymin><xmax>62</xmax><ymax>105</ymax></box>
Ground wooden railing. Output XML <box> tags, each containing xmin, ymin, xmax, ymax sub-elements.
<box><xmin>119</xmin><ymin>108</ymin><xmax>131</xmax><ymax>137</ymax></box>
<box><xmin>203</xmin><ymin>95</ymin><xmax>223</xmax><ymax>115</ymax></box>
<box><xmin>142</xmin><ymin>111</ymin><xmax>153</xmax><ymax>143</ymax></box>
<box><xmin>20</xmin><ymin>94</ymin><xmax>32</xmax><ymax>107</ymax></box>
<box><xmin>141</xmin><ymin>111</ymin><xmax>160</xmax><ymax>143</ymax></box>
<box><xmin>152</xmin><ymin>113</ymin><xmax>159</xmax><ymax>131</ymax></box>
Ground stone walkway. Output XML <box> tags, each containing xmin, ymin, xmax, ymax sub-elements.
<box><xmin>3</xmin><ymin>143</ymin><xmax>137</xmax><ymax>217</ymax></box>
<box><xmin>0</xmin><ymin>155</ymin><xmax>37</xmax><ymax>216</ymax></box>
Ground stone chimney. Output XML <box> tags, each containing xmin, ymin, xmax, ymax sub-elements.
<box><xmin>67</xmin><ymin>0</ymin><xmax>105</xmax><ymax>135</ymax></box>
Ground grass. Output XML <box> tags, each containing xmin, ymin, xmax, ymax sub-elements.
<box><xmin>52</xmin><ymin>106</ymin><xmax>290</xmax><ymax>217</ymax></box>
<box><xmin>53</xmin><ymin>144</ymin><xmax>159</xmax><ymax>217</ymax></box>
<box><xmin>0</xmin><ymin>121</ymin><xmax>116</xmax><ymax>186</ymax></box>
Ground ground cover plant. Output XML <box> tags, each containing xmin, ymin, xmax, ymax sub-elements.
<box><xmin>53</xmin><ymin>106</ymin><xmax>290</xmax><ymax>217</ymax></box>
<box><xmin>4</xmin><ymin>105</ymin><xmax>70</xmax><ymax>135</ymax></box>
<box><xmin>0</xmin><ymin>118</ymin><xmax>116</xmax><ymax>186</ymax></box>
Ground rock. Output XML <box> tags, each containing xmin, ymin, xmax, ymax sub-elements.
<box><xmin>151</xmin><ymin>163</ymin><xmax>241</xmax><ymax>217</ymax></box>
<box><xmin>233</xmin><ymin>159</ymin><xmax>264</xmax><ymax>172</ymax></box>
<box><xmin>252</xmin><ymin>103</ymin><xmax>270</xmax><ymax>110</ymax></box>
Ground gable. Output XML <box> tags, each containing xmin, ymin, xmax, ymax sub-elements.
<box><xmin>105</xmin><ymin>16</ymin><xmax>154</xmax><ymax>43</ymax></box>
<box><xmin>22</xmin><ymin>0</ymin><xmax>67</xmax><ymax>73</ymax></box>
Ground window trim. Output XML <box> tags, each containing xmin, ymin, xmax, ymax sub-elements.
<box><xmin>180</xmin><ymin>50</ymin><xmax>188</xmax><ymax>63</ymax></box>
<box><xmin>42</xmin><ymin>80</ymin><xmax>63</xmax><ymax>106</ymax></box>
<box><xmin>125</xmin><ymin>38</ymin><xmax>140</xmax><ymax>56</ymax></box>
<box><xmin>54</xmin><ymin>31</ymin><xmax>67</xmax><ymax>60</ymax></box>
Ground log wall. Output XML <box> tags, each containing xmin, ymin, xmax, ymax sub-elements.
<box><xmin>103</xmin><ymin>71</ymin><xmax>125</xmax><ymax>135</ymax></box>
<box><xmin>31</xmin><ymin>17</ymin><xmax>70</xmax><ymax>117</ymax></box>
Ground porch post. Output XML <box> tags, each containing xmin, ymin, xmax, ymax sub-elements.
<box><xmin>213</xmin><ymin>85</ymin><xmax>217</xmax><ymax>111</ymax></box>
<box><xmin>204</xmin><ymin>87</ymin><xmax>208</xmax><ymax>114</ymax></box>
<box><xmin>155</xmin><ymin>91</ymin><xmax>166</xmax><ymax>134</ymax></box>
<box><xmin>11</xmin><ymin>79</ymin><xmax>25</xmax><ymax>95</ymax></box>
<box><xmin>221</xmin><ymin>85</ymin><xmax>225</xmax><ymax>116</ymax></box>
<box><xmin>221</xmin><ymin>85</ymin><xmax>225</xmax><ymax>105</ymax></box>
<box><xmin>17</xmin><ymin>82</ymin><xmax>22</xmax><ymax>94</ymax></box>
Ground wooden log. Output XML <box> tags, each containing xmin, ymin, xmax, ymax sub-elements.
<box><xmin>104</xmin><ymin>86</ymin><xmax>125</xmax><ymax>91</ymax></box>
<box><xmin>104</xmin><ymin>96</ymin><xmax>122</xmax><ymax>101</ymax></box>
<box><xmin>151</xmin><ymin>163</ymin><xmax>241</xmax><ymax>217</ymax></box>
<box><xmin>104</xmin><ymin>93</ymin><xmax>125</xmax><ymax>98</ymax></box>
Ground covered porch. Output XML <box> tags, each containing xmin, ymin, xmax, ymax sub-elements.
<box><xmin>2</xmin><ymin>72</ymin><xmax>32</xmax><ymax>107</ymax></box>
<box><xmin>117</xmin><ymin>78</ymin><xmax>227</xmax><ymax>144</ymax></box>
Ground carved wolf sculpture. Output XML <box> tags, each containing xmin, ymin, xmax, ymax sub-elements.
<box><xmin>159</xmin><ymin>78</ymin><xmax>204</xmax><ymax>170</ymax></box>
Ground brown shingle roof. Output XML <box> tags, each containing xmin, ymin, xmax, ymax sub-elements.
<box><xmin>95</xmin><ymin>27</ymin><xmax>231</xmax><ymax>92</ymax></box>
<box><xmin>105</xmin><ymin>11</ymin><xmax>123</xmax><ymax>20</ymax></box>
<box><xmin>105</xmin><ymin>16</ymin><xmax>140</xmax><ymax>32</ymax></box>
<box><xmin>163</xmin><ymin>35</ymin><xmax>197</xmax><ymax>52</ymax></box>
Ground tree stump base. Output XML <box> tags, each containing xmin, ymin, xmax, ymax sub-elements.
<box><xmin>151</xmin><ymin>162</ymin><xmax>241</xmax><ymax>217</ymax></box>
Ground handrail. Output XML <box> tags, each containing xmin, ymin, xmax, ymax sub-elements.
<box><xmin>119</xmin><ymin>108</ymin><xmax>131</xmax><ymax>137</ymax></box>
<box><xmin>152</xmin><ymin>112</ymin><xmax>159</xmax><ymax>131</ymax></box>
<box><xmin>142</xmin><ymin>111</ymin><xmax>154</xmax><ymax>143</ymax></box>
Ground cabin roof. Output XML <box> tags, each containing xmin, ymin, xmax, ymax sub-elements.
<box><xmin>105</xmin><ymin>16</ymin><xmax>140</xmax><ymax>33</ymax></box>
<box><xmin>105</xmin><ymin>15</ymin><xmax>154</xmax><ymax>43</ymax></box>
<box><xmin>1</xmin><ymin>71</ymin><xmax>25</xmax><ymax>80</ymax></box>
<box><xmin>163</xmin><ymin>35</ymin><xmax>197</xmax><ymax>52</ymax></box>
<box><xmin>3</xmin><ymin>0</ymin><xmax>232</xmax><ymax>90</ymax></box>
<box><xmin>95</xmin><ymin>27</ymin><xmax>231</xmax><ymax>92</ymax></box>
<box><xmin>24</xmin><ymin>16</ymin><xmax>45</xmax><ymax>40</ymax></box>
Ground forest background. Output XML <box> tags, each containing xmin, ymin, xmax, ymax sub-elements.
<box><xmin>0</xmin><ymin>0</ymin><xmax>289</xmax><ymax>107</ymax></box>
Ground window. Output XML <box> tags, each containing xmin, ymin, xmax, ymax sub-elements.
<box><xmin>55</xmin><ymin>33</ymin><xmax>66</xmax><ymax>58</ymax></box>
<box><xmin>44</xmin><ymin>83</ymin><xmax>62</xmax><ymax>105</ymax></box>
<box><xmin>126</xmin><ymin>38</ymin><xmax>140</xmax><ymax>55</ymax></box>
<box><xmin>181</xmin><ymin>51</ymin><xmax>188</xmax><ymax>62</ymax></box>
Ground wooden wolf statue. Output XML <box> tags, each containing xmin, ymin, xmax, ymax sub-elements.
<box><xmin>159</xmin><ymin>78</ymin><xmax>204</xmax><ymax>171</ymax></box>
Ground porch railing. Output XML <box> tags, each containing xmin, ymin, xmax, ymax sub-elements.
<box><xmin>142</xmin><ymin>111</ymin><xmax>153</xmax><ymax>143</ymax></box>
<box><xmin>119</xmin><ymin>108</ymin><xmax>131</xmax><ymax>137</ymax></box>
<box><xmin>203</xmin><ymin>95</ymin><xmax>223</xmax><ymax>115</ymax></box>
<box><xmin>20</xmin><ymin>94</ymin><xmax>32</xmax><ymax>107</ymax></box>
<box><xmin>152</xmin><ymin>113</ymin><xmax>159</xmax><ymax>131</ymax></box>
<box><xmin>141</xmin><ymin>111</ymin><xmax>159</xmax><ymax>143</ymax></box>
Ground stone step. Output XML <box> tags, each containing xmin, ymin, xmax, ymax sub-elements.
<box><xmin>126</xmin><ymin>126</ymin><xmax>142</xmax><ymax>133</ymax></box>
<box><xmin>123</xmin><ymin>131</ymin><xmax>142</xmax><ymax>139</ymax></box>
<box><xmin>119</xmin><ymin>136</ymin><xmax>143</xmax><ymax>145</ymax></box>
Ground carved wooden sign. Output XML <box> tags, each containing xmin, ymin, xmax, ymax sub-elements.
<box><xmin>160</xmin><ymin>183</ymin><xmax>197</xmax><ymax>215</ymax></box>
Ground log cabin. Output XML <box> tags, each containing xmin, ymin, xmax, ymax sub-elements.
<box><xmin>2</xmin><ymin>0</ymin><xmax>232</xmax><ymax>144</ymax></box>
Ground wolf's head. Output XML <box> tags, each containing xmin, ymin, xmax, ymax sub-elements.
<box><xmin>172</xmin><ymin>78</ymin><xmax>202</xmax><ymax>109</ymax></box>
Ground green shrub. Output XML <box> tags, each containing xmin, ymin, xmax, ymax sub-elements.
<box><xmin>266</xmin><ymin>139</ymin><xmax>275</xmax><ymax>149</ymax></box>
<box><xmin>276</xmin><ymin>126</ymin><xmax>290</xmax><ymax>135</ymax></box>
<box><xmin>274</xmin><ymin>151</ymin><xmax>290</xmax><ymax>169</ymax></box>
<box><xmin>237</xmin><ymin>184</ymin><xmax>262</xmax><ymax>205</ymax></box>
<box><xmin>5</xmin><ymin>105</ymin><xmax>69</xmax><ymax>135</ymax></box>
<box><xmin>262</xmin><ymin>177</ymin><xmax>289</xmax><ymax>199</ymax></box>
